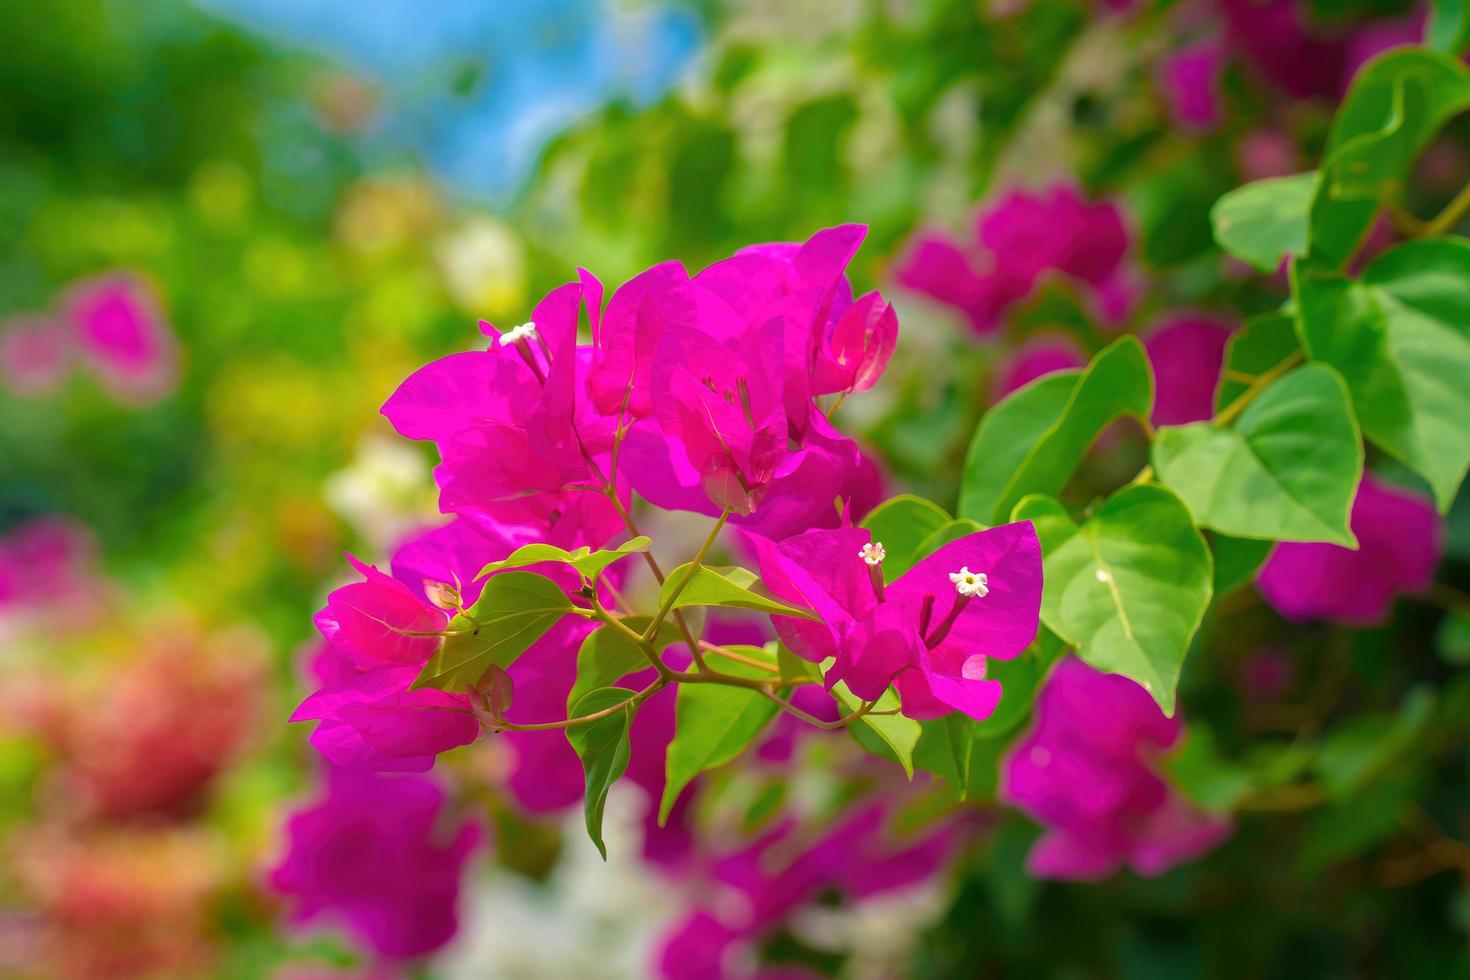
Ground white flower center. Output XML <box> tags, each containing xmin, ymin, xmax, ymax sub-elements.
<box><xmin>948</xmin><ymin>566</ymin><xmax>989</xmax><ymax>598</ymax></box>
<box><xmin>858</xmin><ymin>541</ymin><xmax>886</xmax><ymax>566</ymax></box>
<box><xmin>499</xmin><ymin>320</ymin><xmax>537</xmax><ymax>346</ymax></box>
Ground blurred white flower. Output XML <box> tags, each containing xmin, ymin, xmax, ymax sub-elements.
<box><xmin>322</xmin><ymin>432</ymin><xmax>436</xmax><ymax>550</ymax></box>
<box><xmin>436</xmin><ymin>216</ymin><xmax>527</xmax><ymax>316</ymax></box>
<box><xmin>440</xmin><ymin>786</ymin><xmax>677</xmax><ymax>980</ymax></box>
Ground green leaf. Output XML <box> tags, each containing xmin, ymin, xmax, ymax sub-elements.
<box><xmin>912</xmin><ymin>714</ymin><xmax>975</xmax><ymax>796</ymax></box>
<box><xmin>1215</xmin><ymin>311</ymin><xmax>1301</xmax><ymax>414</ymax></box>
<box><xmin>1309</xmin><ymin>50</ymin><xmax>1470</xmax><ymax>266</ymax></box>
<box><xmin>1164</xmin><ymin>726</ymin><xmax>1254</xmax><ymax>812</ymax></box>
<box><xmin>1153</xmin><ymin>365</ymin><xmax>1363</xmax><ymax>545</ymax></box>
<box><xmin>1010</xmin><ymin>495</ymin><xmax>1081</xmax><ymax>554</ymax></box>
<box><xmin>567</xmin><ymin>617</ymin><xmax>682</xmax><ymax>712</ymax></box>
<box><xmin>412</xmin><ymin>572</ymin><xmax>571</xmax><ymax>692</ymax></box>
<box><xmin>1039</xmin><ymin>484</ymin><xmax>1213</xmax><ymax>715</ymax></box>
<box><xmin>833</xmin><ymin>681</ymin><xmax>919</xmax><ymax>779</ymax></box>
<box><xmin>860</xmin><ymin>495</ymin><xmax>952</xmax><ymax>581</ymax></box>
<box><xmin>1428</xmin><ymin>0</ymin><xmax>1470</xmax><ymax>55</ymax></box>
<box><xmin>777</xmin><ymin>645</ymin><xmax>822</xmax><ymax>686</ymax></box>
<box><xmin>911</xmin><ymin>715</ymin><xmax>1007</xmax><ymax>800</ymax></box>
<box><xmin>1298</xmin><ymin>775</ymin><xmax>1417</xmax><ymax>876</ymax></box>
<box><xmin>958</xmin><ymin>371</ymin><xmax>1079</xmax><ymax>524</ymax></box>
<box><xmin>477</xmin><ymin>537</ymin><xmax>651</xmax><ymax>581</ymax></box>
<box><xmin>1210</xmin><ymin>533</ymin><xmax>1273</xmax><ymax>597</ymax></box>
<box><xmin>1294</xmin><ymin>238</ymin><xmax>1470</xmax><ymax>510</ymax></box>
<box><xmin>658</xmin><ymin>563</ymin><xmax>820</xmax><ymax>620</ymax></box>
<box><xmin>1436</xmin><ymin>613</ymin><xmax>1470</xmax><ymax>666</ymax></box>
<box><xmin>914</xmin><ymin>518</ymin><xmax>986</xmax><ymax>558</ymax></box>
<box><xmin>659</xmin><ymin>652</ymin><xmax>779</xmax><ymax>823</ymax></box>
<box><xmin>959</xmin><ymin>338</ymin><xmax>1153</xmax><ymax>525</ymax></box>
<box><xmin>1211</xmin><ymin>172</ymin><xmax>1319</xmax><ymax>272</ymax></box>
<box><xmin>1316</xmin><ymin>687</ymin><xmax>1435</xmax><ymax>800</ymax></box>
<box><xmin>565</xmin><ymin>687</ymin><xmax>636</xmax><ymax>860</ymax></box>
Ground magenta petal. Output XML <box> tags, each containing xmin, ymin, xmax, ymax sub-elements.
<box><xmin>1159</xmin><ymin>39</ymin><xmax>1227</xmax><ymax>132</ymax></box>
<box><xmin>315</xmin><ymin>558</ymin><xmax>446</xmax><ymax>669</ymax></box>
<box><xmin>842</xmin><ymin>600</ymin><xmax>924</xmax><ymax>701</ymax></box>
<box><xmin>1026</xmin><ymin>830</ymin><xmax>1125</xmax><ymax>881</ymax></box>
<box><xmin>381</xmin><ymin>349</ymin><xmax>533</xmax><ymax>444</ymax></box>
<box><xmin>893</xmin><ymin>232</ymin><xmax>989</xmax><ymax>313</ymax></box>
<box><xmin>893</xmin><ymin>660</ymin><xmax>1003</xmax><ymax>721</ymax></box>
<box><xmin>889</xmin><ymin>521</ymin><xmax>1043</xmax><ymax>661</ymax></box>
<box><xmin>1257</xmin><ymin>474</ymin><xmax>1441</xmax><ymax>626</ymax></box>
<box><xmin>1002</xmin><ymin>658</ymin><xmax>1228</xmax><ymax>881</ymax></box>
<box><xmin>1143</xmin><ymin>315</ymin><xmax>1233</xmax><ymax>426</ymax></box>
<box><xmin>811</xmin><ymin>290</ymin><xmax>898</xmax><ymax>396</ymax></box>
<box><xmin>269</xmin><ymin>768</ymin><xmax>483</xmax><ymax>959</ymax></box>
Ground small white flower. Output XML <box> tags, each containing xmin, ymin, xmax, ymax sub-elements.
<box><xmin>858</xmin><ymin>541</ymin><xmax>886</xmax><ymax>566</ymax></box>
<box><xmin>949</xmin><ymin>566</ymin><xmax>989</xmax><ymax>598</ymax></box>
<box><xmin>499</xmin><ymin>320</ymin><xmax>537</xmax><ymax>346</ymax></box>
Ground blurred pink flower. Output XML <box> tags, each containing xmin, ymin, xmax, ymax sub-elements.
<box><xmin>655</xmin><ymin>801</ymin><xmax>960</xmax><ymax>979</ymax></box>
<box><xmin>0</xmin><ymin>315</ymin><xmax>70</xmax><ymax>395</ymax></box>
<box><xmin>1257</xmin><ymin>474</ymin><xmax>1441</xmax><ymax>626</ymax></box>
<box><xmin>60</xmin><ymin>274</ymin><xmax>179</xmax><ymax>403</ymax></box>
<box><xmin>992</xmin><ymin>335</ymin><xmax>1087</xmax><ymax>400</ymax></box>
<box><xmin>895</xmin><ymin>186</ymin><xmax>1131</xmax><ymax>335</ymax></box>
<box><xmin>1003</xmin><ymin>658</ymin><xmax>1231</xmax><ymax>880</ymax></box>
<box><xmin>270</xmin><ymin>768</ymin><xmax>483</xmax><ymax>961</ymax></box>
<box><xmin>1142</xmin><ymin>315</ymin><xmax>1233</xmax><ymax>426</ymax></box>
<box><xmin>0</xmin><ymin>516</ymin><xmax>104</xmax><ymax>625</ymax></box>
<box><xmin>1159</xmin><ymin>39</ymin><xmax>1226</xmax><ymax>131</ymax></box>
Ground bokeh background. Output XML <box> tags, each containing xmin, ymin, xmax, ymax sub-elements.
<box><xmin>4</xmin><ymin>0</ymin><xmax>1469</xmax><ymax>977</ymax></box>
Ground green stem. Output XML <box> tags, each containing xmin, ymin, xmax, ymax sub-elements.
<box><xmin>1215</xmin><ymin>351</ymin><xmax>1304</xmax><ymax>427</ymax></box>
<box><xmin>644</xmin><ymin>509</ymin><xmax>731</xmax><ymax>654</ymax></box>
<box><xmin>1422</xmin><ymin>179</ymin><xmax>1470</xmax><ymax>238</ymax></box>
<box><xmin>488</xmin><ymin>680</ymin><xmax>663</xmax><ymax>732</ymax></box>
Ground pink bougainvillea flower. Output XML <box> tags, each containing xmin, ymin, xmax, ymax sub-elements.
<box><xmin>895</xmin><ymin>186</ymin><xmax>1130</xmax><ymax>335</ymax></box>
<box><xmin>649</xmin><ymin>316</ymin><xmax>788</xmax><ymax>516</ymax></box>
<box><xmin>382</xmin><ymin>278</ymin><xmax>622</xmax><ymax>546</ymax></box>
<box><xmin>60</xmin><ymin>274</ymin><xmax>178</xmax><ymax>403</ymax></box>
<box><xmin>623</xmin><ymin>409</ymin><xmax>882</xmax><ymax>539</ymax></box>
<box><xmin>586</xmin><ymin>261</ymin><xmax>690</xmax><ymax>420</ymax></box>
<box><xmin>655</xmin><ymin>801</ymin><xmax>960</xmax><ymax>980</ymax></box>
<box><xmin>1238</xmin><ymin>129</ymin><xmax>1300</xmax><ymax>182</ymax></box>
<box><xmin>0</xmin><ymin>515</ymin><xmax>103</xmax><ymax>620</ymax></box>
<box><xmin>294</xmin><ymin>513</ymin><xmax>584</xmax><ymax>772</ymax></box>
<box><xmin>1002</xmin><ymin>657</ymin><xmax>1231</xmax><ymax>880</ymax></box>
<box><xmin>0</xmin><ymin>315</ymin><xmax>71</xmax><ymax>396</ymax></box>
<box><xmin>750</xmin><ymin>521</ymin><xmax>1042</xmax><ymax>721</ymax></box>
<box><xmin>1159</xmin><ymin>39</ymin><xmax>1227</xmax><ymax>131</ymax></box>
<box><xmin>992</xmin><ymin>335</ymin><xmax>1087</xmax><ymax>400</ymax></box>
<box><xmin>270</xmin><ymin>767</ymin><xmax>483</xmax><ymax>961</ymax></box>
<box><xmin>1257</xmin><ymin>474</ymin><xmax>1441</xmax><ymax>626</ymax></box>
<box><xmin>1142</xmin><ymin>314</ymin><xmax>1233</xmax><ymax>426</ymax></box>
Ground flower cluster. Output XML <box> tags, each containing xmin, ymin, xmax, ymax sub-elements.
<box><xmin>270</xmin><ymin>768</ymin><xmax>484</xmax><ymax>961</ymax></box>
<box><xmin>1003</xmin><ymin>658</ymin><xmax>1232</xmax><ymax>880</ymax></box>
<box><xmin>751</xmin><ymin>522</ymin><xmax>1041</xmax><ymax>720</ymax></box>
<box><xmin>292</xmin><ymin>225</ymin><xmax>980</xmax><ymax>780</ymax></box>
<box><xmin>895</xmin><ymin>185</ymin><xmax>1132</xmax><ymax>335</ymax></box>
